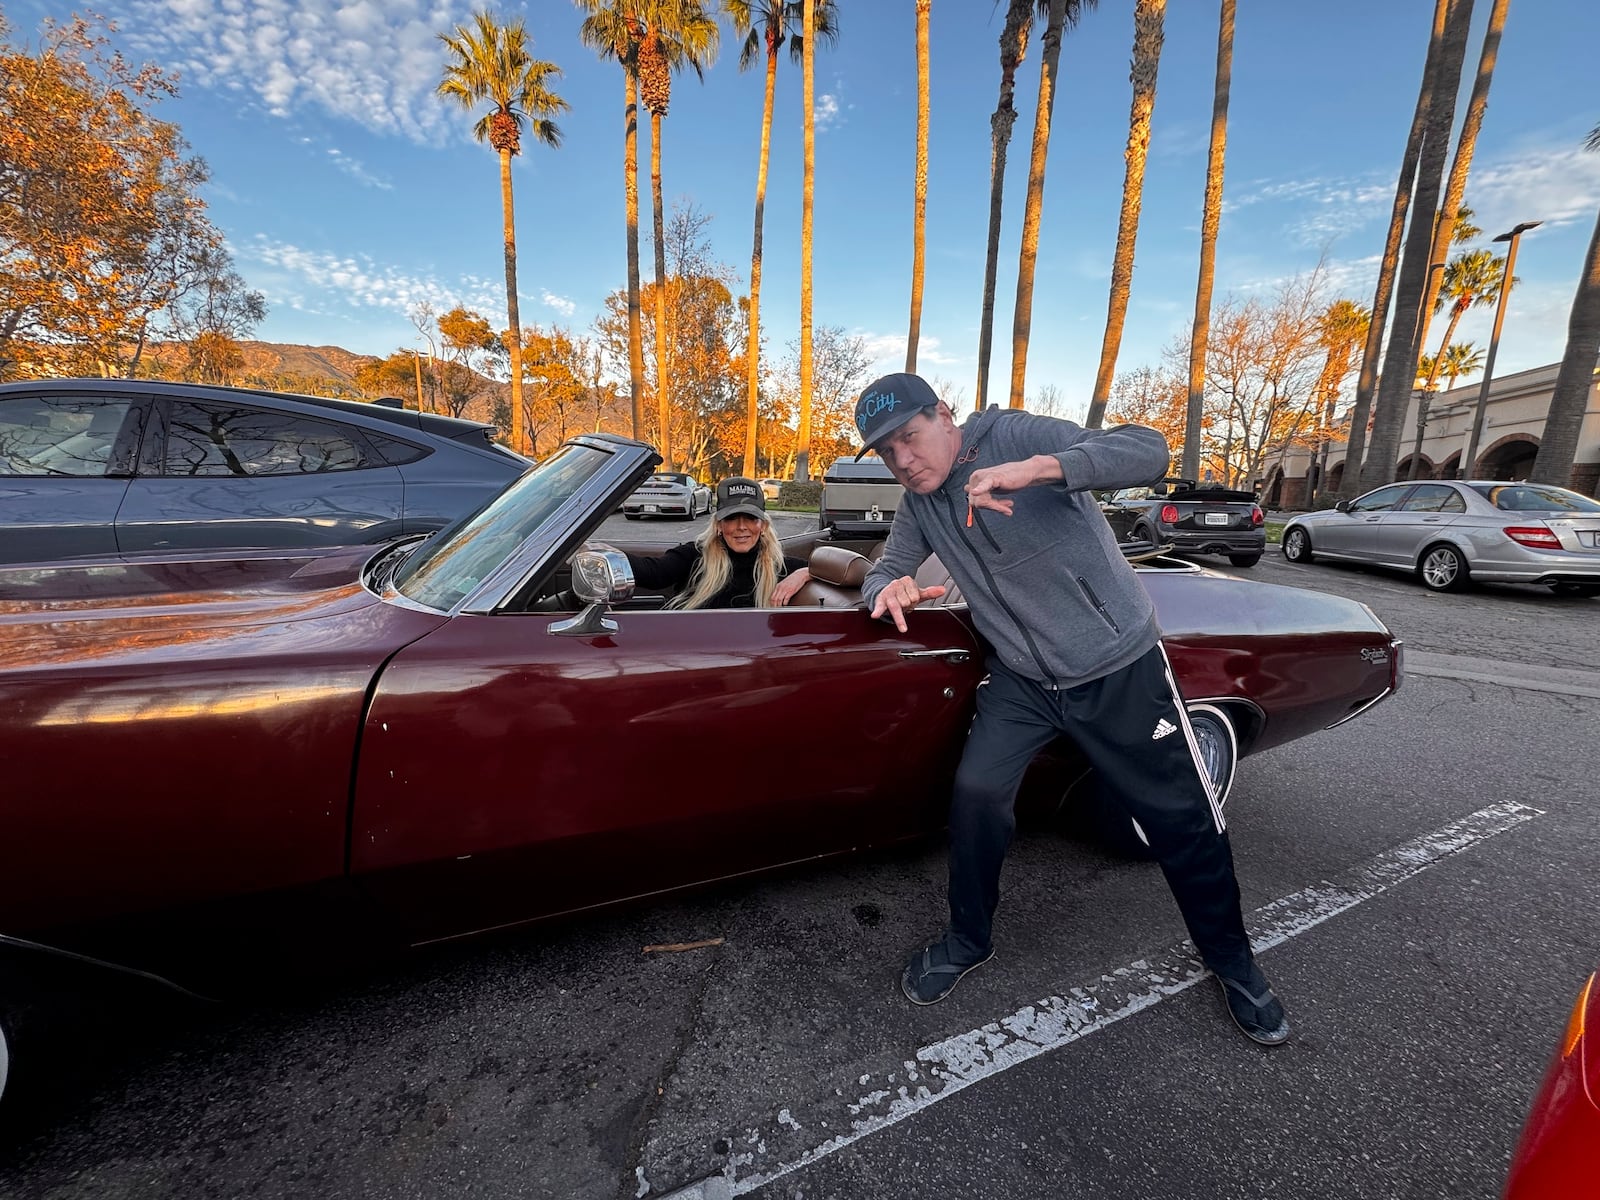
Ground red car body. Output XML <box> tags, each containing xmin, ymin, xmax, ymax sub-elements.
<box><xmin>1504</xmin><ymin>971</ymin><xmax>1600</xmax><ymax>1198</ymax></box>
<box><xmin>0</xmin><ymin>434</ymin><xmax>1401</xmax><ymax>1095</ymax></box>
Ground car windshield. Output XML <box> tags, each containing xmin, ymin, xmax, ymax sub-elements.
<box><xmin>643</xmin><ymin>473</ymin><xmax>690</xmax><ymax>486</ymax></box>
<box><xmin>1472</xmin><ymin>483</ymin><xmax>1600</xmax><ymax>513</ymax></box>
<box><xmin>393</xmin><ymin>442</ymin><xmax>613</xmax><ymax>610</ymax></box>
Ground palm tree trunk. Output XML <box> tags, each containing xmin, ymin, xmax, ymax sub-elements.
<box><xmin>1008</xmin><ymin>0</ymin><xmax>1068</xmax><ymax>410</ymax></box>
<box><xmin>651</xmin><ymin>108</ymin><xmax>672</xmax><ymax>469</ymax></box>
<box><xmin>1180</xmin><ymin>0</ymin><xmax>1234</xmax><ymax>476</ymax></box>
<box><xmin>1340</xmin><ymin>0</ymin><xmax>1451</xmax><ymax>499</ymax></box>
<box><xmin>975</xmin><ymin>0</ymin><xmax>1033</xmax><ymax>410</ymax></box>
<box><xmin>906</xmin><ymin>0</ymin><xmax>931</xmax><ymax>373</ymax></box>
<box><xmin>1415</xmin><ymin>0</ymin><xmax>1508</xmax><ymax>375</ymax></box>
<box><xmin>1363</xmin><ymin>0</ymin><xmax>1475</xmax><ymax>491</ymax></box>
<box><xmin>744</xmin><ymin>45</ymin><xmax>778</xmax><ymax>476</ymax></box>
<box><xmin>1529</xmin><ymin>208</ymin><xmax>1600</xmax><ymax>486</ymax></box>
<box><xmin>625</xmin><ymin>71</ymin><xmax>645</xmax><ymax>440</ymax></box>
<box><xmin>1086</xmin><ymin>0</ymin><xmax>1165</xmax><ymax>430</ymax></box>
<box><xmin>797</xmin><ymin>0</ymin><xmax>816</xmax><ymax>483</ymax></box>
<box><xmin>1424</xmin><ymin>303</ymin><xmax>1468</xmax><ymax>391</ymax></box>
<box><xmin>499</xmin><ymin>148</ymin><xmax>525</xmax><ymax>454</ymax></box>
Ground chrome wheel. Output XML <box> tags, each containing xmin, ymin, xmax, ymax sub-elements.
<box><xmin>1283</xmin><ymin>527</ymin><xmax>1311</xmax><ymax>563</ymax></box>
<box><xmin>1419</xmin><ymin>544</ymin><xmax>1468</xmax><ymax>592</ymax></box>
<box><xmin>1129</xmin><ymin>703</ymin><xmax>1238</xmax><ymax>849</ymax></box>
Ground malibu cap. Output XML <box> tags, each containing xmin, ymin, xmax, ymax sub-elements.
<box><xmin>714</xmin><ymin>476</ymin><xmax>767</xmax><ymax>520</ymax></box>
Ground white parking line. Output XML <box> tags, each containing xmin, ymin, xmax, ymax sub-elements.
<box><xmin>651</xmin><ymin>801</ymin><xmax>1540</xmax><ymax>1199</ymax></box>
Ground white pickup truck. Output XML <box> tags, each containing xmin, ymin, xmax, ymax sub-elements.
<box><xmin>819</xmin><ymin>456</ymin><xmax>905</xmax><ymax>538</ymax></box>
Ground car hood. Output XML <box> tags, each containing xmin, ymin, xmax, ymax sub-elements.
<box><xmin>0</xmin><ymin>544</ymin><xmax>399</xmax><ymax>670</ymax></box>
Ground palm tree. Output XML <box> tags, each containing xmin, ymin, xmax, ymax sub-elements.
<box><xmin>577</xmin><ymin>1</ymin><xmax>646</xmax><ymax>440</ymax></box>
<box><xmin>437</xmin><ymin>11</ymin><xmax>568</xmax><ymax>457</ymax></box>
<box><xmin>1008</xmin><ymin>0</ymin><xmax>1097</xmax><ymax>410</ymax></box>
<box><xmin>906</xmin><ymin>0</ymin><xmax>931</xmax><ymax>373</ymax></box>
<box><xmin>1362</xmin><ymin>0</ymin><xmax>1475</xmax><ymax>491</ymax></box>
<box><xmin>636</xmin><ymin>0</ymin><xmax>719</xmax><ymax>470</ymax></box>
<box><xmin>1084</xmin><ymin>0</ymin><xmax>1165</xmax><ymax>430</ymax></box>
<box><xmin>1420</xmin><ymin>248</ymin><xmax>1506</xmax><ymax>390</ymax></box>
<box><xmin>798</xmin><ymin>0</ymin><xmax>818</xmax><ymax>480</ymax></box>
<box><xmin>1530</xmin><ymin>123</ymin><xmax>1600</xmax><ymax>487</ymax></box>
<box><xmin>1312</xmin><ymin>298</ymin><xmax>1369</xmax><ymax>494</ymax></box>
<box><xmin>975</xmin><ymin>0</ymin><xmax>1037</xmax><ymax>410</ymax></box>
<box><xmin>1340</xmin><ymin>0</ymin><xmax>1451</xmax><ymax>498</ymax></box>
<box><xmin>1417</xmin><ymin>341</ymin><xmax>1485</xmax><ymax>389</ymax></box>
<box><xmin>727</xmin><ymin>0</ymin><xmax>837</xmax><ymax>475</ymax></box>
<box><xmin>1415</xmin><ymin>0</ymin><xmax>1509</xmax><ymax>352</ymax></box>
<box><xmin>1179</xmin><ymin>0</ymin><xmax>1234</xmax><ymax>474</ymax></box>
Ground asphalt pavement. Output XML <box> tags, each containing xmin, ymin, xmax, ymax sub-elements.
<box><xmin>1</xmin><ymin>542</ymin><xmax>1596</xmax><ymax>1200</ymax></box>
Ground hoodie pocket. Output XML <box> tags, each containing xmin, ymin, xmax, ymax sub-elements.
<box><xmin>1076</xmin><ymin>576</ymin><xmax>1121</xmax><ymax>634</ymax></box>
<box><xmin>971</xmin><ymin>509</ymin><xmax>1003</xmax><ymax>554</ymax></box>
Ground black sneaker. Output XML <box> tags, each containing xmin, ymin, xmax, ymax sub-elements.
<box><xmin>900</xmin><ymin>936</ymin><xmax>994</xmax><ymax>1006</ymax></box>
<box><xmin>1216</xmin><ymin>963</ymin><xmax>1291</xmax><ymax>1045</ymax></box>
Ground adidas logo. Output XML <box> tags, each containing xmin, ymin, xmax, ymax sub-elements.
<box><xmin>1152</xmin><ymin>718</ymin><xmax>1177</xmax><ymax>740</ymax></box>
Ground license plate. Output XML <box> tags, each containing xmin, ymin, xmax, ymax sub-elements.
<box><xmin>1583</xmin><ymin>530</ymin><xmax>1600</xmax><ymax>548</ymax></box>
<box><xmin>1204</xmin><ymin>512</ymin><xmax>1229</xmax><ymax>526</ymax></box>
<box><xmin>644</xmin><ymin>504</ymin><xmax>659</xmax><ymax>513</ymax></box>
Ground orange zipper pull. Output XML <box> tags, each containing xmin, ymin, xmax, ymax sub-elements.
<box><xmin>966</xmin><ymin>498</ymin><xmax>974</xmax><ymax>527</ymax></box>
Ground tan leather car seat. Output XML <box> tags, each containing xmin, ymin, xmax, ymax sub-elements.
<box><xmin>788</xmin><ymin>545</ymin><xmax>872</xmax><ymax>608</ymax></box>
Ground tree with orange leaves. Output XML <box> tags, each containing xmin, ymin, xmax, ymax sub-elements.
<box><xmin>1</xmin><ymin>13</ymin><xmax>222</xmax><ymax>379</ymax></box>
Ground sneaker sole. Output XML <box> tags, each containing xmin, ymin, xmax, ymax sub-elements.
<box><xmin>1216</xmin><ymin>977</ymin><xmax>1291</xmax><ymax>1045</ymax></box>
<box><xmin>900</xmin><ymin>950</ymin><xmax>994</xmax><ymax>1006</ymax></box>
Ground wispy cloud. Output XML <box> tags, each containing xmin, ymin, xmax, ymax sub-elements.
<box><xmin>541</xmin><ymin>290</ymin><xmax>578</xmax><ymax>318</ymax></box>
<box><xmin>326</xmin><ymin>147</ymin><xmax>394</xmax><ymax>190</ymax></box>
<box><xmin>119</xmin><ymin>0</ymin><xmax>473</xmax><ymax>143</ymax></box>
<box><xmin>1460</xmin><ymin>143</ymin><xmax>1600</xmax><ymax>232</ymax></box>
<box><xmin>242</xmin><ymin>236</ymin><xmax>503</xmax><ymax>317</ymax></box>
<box><xmin>816</xmin><ymin>93</ymin><xmax>842</xmax><ymax>131</ymax></box>
<box><xmin>856</xmin><ymin>331</ymin><xmax>962</xmax><ymax>374</ymax></box>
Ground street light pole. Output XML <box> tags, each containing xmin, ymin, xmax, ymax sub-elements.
<box><xmin>1460</xmin><ymin>220</ymin><xmax>1541</xmax><ymax>478</ymax></box>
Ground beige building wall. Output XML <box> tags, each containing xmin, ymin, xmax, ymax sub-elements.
<box><xmin>1265</xmin><ymin>360</ymin><xmax>1600</xmax><ymax>508</ymax></box>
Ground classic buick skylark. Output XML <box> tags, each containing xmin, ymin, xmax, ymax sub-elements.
<box><xmin>0</xmin><ymin>433</ymin><xmax>1401</xmax><ymax>1105</ymax></box>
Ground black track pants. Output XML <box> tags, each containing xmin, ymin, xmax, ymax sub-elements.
<box><xmin>945</xmin><ymin>645</ymin><xmax>1255</xmax><ymax>979</ymax></box>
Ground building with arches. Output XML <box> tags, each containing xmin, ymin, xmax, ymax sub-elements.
<box><xmin>1261</xmin><ymin>360</ymin><xmax>1600</xmax><ymax>509</ymax></box>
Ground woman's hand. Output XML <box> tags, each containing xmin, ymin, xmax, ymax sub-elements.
<box><xmin>772</xmin><ymin>567</ymin><xmax>811</xmax><ymax>606</ymax></box>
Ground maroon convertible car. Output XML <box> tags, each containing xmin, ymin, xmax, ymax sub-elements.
<box><xmin>0</xmin><ymin>433</ymin><xmax>1402</xmax><ymax>1105</ymax></box>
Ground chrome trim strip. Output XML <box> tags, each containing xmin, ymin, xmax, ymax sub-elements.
<box><xmin>0</xmin><ymin>933</ymin><xmax>216</xmax><ymax>1001</ymax></box>
<box><xmin>1325</xmin><ymin>685</ymin><xmax>1394</xmax><ymax>729</ymax></box>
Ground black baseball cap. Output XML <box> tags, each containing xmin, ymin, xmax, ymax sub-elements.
<box><xmin>854</xmin><ymin>372</ymin><xmax>942</xmax><ymax>450</ymax></box>
<box><xmin>714</xmin><ymin>476</ymin><xmax>767</xmax><ymax>520</ymax></box>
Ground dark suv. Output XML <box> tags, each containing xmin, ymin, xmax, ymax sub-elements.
<box><xmin>1101</xmin><ymin>478</ymin><xmax>1266</xmax><ymax>567</ymax></box>
<box><xmin>0</xmin><ymin>379</ymin><xmax>528</xmax><ymax>564</ymax></box>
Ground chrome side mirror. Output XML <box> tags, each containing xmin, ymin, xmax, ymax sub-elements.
<box><xmin>549</xmin><ymin>549</ymin><xmax>635</xmax><ymax>637</ymax></box>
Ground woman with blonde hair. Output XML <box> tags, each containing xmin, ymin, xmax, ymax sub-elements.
<box><xmin>626</xmin><ymin>477</ymin><xmax>812</xmax><ymax>609</ymax></box>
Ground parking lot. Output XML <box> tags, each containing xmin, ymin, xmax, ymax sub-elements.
<box><xmin>2</xmin><ymin>540</ymin><xmax>1596</xmax><ymax>1200</ymax></box>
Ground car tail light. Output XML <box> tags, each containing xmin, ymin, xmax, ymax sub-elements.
<box><xmin>1160</xmin><ymin>504</ymin><xmax>1179</xmax><ymax>524</ymax></box>
<box><xmin>1251</xmin><ymin>505</ymin><xmax>1264</xmax><ymax>526</ymax></box>
<box><xmin>1505</xmin><ymin>524</ymin><xmax>1561</xmax><ymax>549</ymax></box>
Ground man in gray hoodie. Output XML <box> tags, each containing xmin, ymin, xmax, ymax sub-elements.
<box><xmin>856</xmin><ymin>372</ymin><xmax>1289</xmax><ymax>1045</ymax></box>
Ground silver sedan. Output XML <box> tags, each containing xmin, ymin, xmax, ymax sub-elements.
<box><xmin>1280</xmin><ymin>479</ymin><xmax>1600</xmax><ymax>596</ymax></box>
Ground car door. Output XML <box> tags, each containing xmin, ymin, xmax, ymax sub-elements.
<box><xmin>1383</xmin><ymin>483</ymin><xmax>1467</xmax><ymax>566</ymax></box>
<box><xmin>349</xmin><ymin>604</ymin><xmax>985</xmax><ymax>942</ymax></box>
<box><xmin>0</xmin><ymin>390</ymin><xmax>145</xmax><ymax>564</ymax></box>
<box><xmin>116</xmin><ymin>397</ymin><xmax>406</xmax><ymax>553</ymax></box>
<box><xmin>1317</xmin><ymin>484</ymin><xmax>1414</xmax><ymax>559</ymax></box>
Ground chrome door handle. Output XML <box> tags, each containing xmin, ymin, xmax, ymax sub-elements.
<box><xmin>900</xmin><ymin>649</ymin><xmax>972</xmax><ymax>663</ymax></box>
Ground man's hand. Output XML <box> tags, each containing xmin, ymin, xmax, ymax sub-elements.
<box><xmin>869</xmin><ymin>575</ymin><xmax>947</xmax><ymax>632</ymax></box>
<box><xmin>772</xmin><ymin>567</ymin><xmax>811</xmax><ymax>606</ymax></box>
<box><xmin>965</xmin><ymin>454</ymin><xmax>1063</xmax><ymax>516</ymax></box>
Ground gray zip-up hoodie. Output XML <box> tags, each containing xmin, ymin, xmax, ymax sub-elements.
<box><xmin>861</xmin><ymin>407</ymin><xmax>1169</xmax><ymax>689</ymax></box>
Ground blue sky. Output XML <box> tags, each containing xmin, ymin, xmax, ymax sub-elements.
<box><xmin>11</xmin><ymin>0</ymin><xmax>1600</xmax><ymax>418</ymax></box>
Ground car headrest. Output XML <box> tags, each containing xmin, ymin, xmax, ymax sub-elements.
<box><xmin>810</xmin><ymin>545</ymin><xmax>871</xmax><ymax>587</ymax></box>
